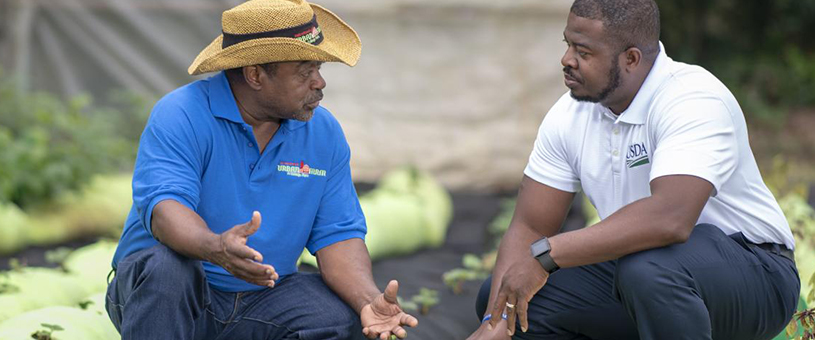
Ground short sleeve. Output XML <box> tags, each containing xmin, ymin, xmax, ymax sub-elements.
<box><xmin>649</xmin><ymin>97</ymin><xmax>737</xmax><ymax>196</ymax></box>
<box><xmin>132</xmin><ymin>102</ymin><xmax>203</xmax><ymax>237</ymax></box>
<box><xmin>306</xmin><ymin>123</ymin><xmax>366</xmax><ymax>254</ymax></box>
<box><xmin>523</xmin><ymin>103</ymin><xmax>581</xmax><ymax>193</ymax></box>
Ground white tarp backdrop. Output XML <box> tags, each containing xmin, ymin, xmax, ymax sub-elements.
<box><xmin>0</xmin><ymin>0</ymin><xmax>573</xmax><ymax>191</ymax></box>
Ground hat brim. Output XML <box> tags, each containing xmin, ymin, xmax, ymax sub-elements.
<box><xmin>188</xmin><ymin>4</ymin><xmax>361</xmax><ymax>75</ymax></box>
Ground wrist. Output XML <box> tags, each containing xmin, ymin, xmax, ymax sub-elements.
<box><xmin>201</xmin><ymin>232</ymin><xmax>225</xmax><ymax>263</ymax></box>
<box><xmin>354</xmin><ymin>289</ymin><xmax>380</xmax><ymax>314</ymax></box>
<box><xmin>530</xmin><ymin>237</ymin><xmax>560</xmax><ymax>274</ymax></box>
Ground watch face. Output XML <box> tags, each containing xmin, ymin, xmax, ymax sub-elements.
<box><xmin>531</xmin><ymin>238</ymin><xmax>551</xmax><ymax>257</ymax></box>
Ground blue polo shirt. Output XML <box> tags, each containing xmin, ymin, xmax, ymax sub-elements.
<box><xmin>112</xmin><ymin>72</ymin><xmax>367</xmax><ymax>292</ymax></box>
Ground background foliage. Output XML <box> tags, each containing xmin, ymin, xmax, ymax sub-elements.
<box><xmin>658</xmin><ymin>0</ymin><xmax>815</xmax><ymax>124</ymax></box>
<box><xmin>0</xmin><ymin>71</ymin><xmax>150</xmax><ymax>209</ymax></box>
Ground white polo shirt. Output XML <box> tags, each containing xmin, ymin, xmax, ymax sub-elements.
<box><xmin>524</xmin><ymin>43</ymin><xmax>794</xmax><ymax>250</ymax></box>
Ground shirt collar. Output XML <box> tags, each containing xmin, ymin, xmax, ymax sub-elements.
<box><xmin>207</xmin><ymin>71</ymin><xmax>308</xmax><ymax>131</ymax></box>
<box><xmin>616</xmin><ymin>41</ymin><xmax>671</xmax><ymax>125</ymax></box>
<box><xmin>208</xmin><ymin>72</ymin><xmax>244</xmax><ymax>124</ymax></box>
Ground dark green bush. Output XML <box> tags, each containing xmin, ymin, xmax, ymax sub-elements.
<box><xmin>0</xmin><ymin>72</ymin><xmax>149</xmax><ymax>209</ymax></box>
<box><xmin>658</xmin><ymin>0</ymin><xmax>815</xmax><ymax>123</ymax></box>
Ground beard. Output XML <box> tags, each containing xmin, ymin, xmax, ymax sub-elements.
<box><xmin>569</xmin><ymin>60</ymin><xmax>622</xmax><ymax>103</ymax></box>
<box><xmin>291</xmin><ymin>109</ymin><xmax>315</xmax><ymax>122</ymax></box>
<box><xmin>264</xmin><ymin>90</ymin><xmax>322</xmax><ymax>122</ymax></box>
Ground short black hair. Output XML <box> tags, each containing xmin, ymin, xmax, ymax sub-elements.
<box><xmin>570</xmin><ymin>0</ymin><xmax>661</xmax><ymax>61</ymax></box>
<box><xmin>225</xmin><ymin>63</ymin><xmax>279</xmax><ymax>84</ymax></box>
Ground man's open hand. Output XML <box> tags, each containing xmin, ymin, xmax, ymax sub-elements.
<box><xmin>207</xmin><ymin>211</ymin><xmax>277</xmax><ymax>287</ymax></box>
<box><xmin>361</xmin><ymin>280</ymin><xmax>419</xmax><ymax>339</ymax></box>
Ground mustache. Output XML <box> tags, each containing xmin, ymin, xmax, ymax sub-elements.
<box><xmin>307</xmin><ymin>90</ymin><xmax>324</xmax><ymax>103</ymax></box>
<box><xmin>563</xmin><ymin>67</ymin><xmax>581</xmax><ymax>82</ymax></box>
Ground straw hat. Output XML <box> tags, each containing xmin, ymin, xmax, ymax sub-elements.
<box><xmin>188</xmin><ymin>0</ymin><xmax>361</xmax><ymax>75</ymax></box>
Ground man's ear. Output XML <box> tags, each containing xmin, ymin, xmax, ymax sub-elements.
<box><xmin>243</xmin><ymin>65</ymin><xmax>264</xmax><ymax>91</ymax></box>
<box><xmin>624</xmin><ymin>47</ymin><xmax>643</xmax><ymax>73</ymax></box>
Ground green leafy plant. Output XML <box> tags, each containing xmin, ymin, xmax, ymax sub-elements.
<box><xmin>44</xmin><ymin>248</ymin><xmax>73</xmax><ymax>267</ymax></box>
<box><xmin>411</xmin><ymin>288</ymin><xmax>440</xmax><ymax>315</ymax></box>
<box><xmin>0</xmin><ymin>272</ymin><xmax>19</xmax><ymax>295</ymax></box>
<box><xmin>763</xmin><ymin>156</ymin><xmax>815</xmax><ymax>339</ymax></box>
<box><xmin>443</xmin><ymin>253</ymin><xmax>492</xmax><ymax>295</ymax></box>
<box><xmin>30</xmin><ymin>323</ymin><xmax>63</xmax><ymax>340</ymax></box>
<box><xmin>8</xmin><ymin>258</ymin><xmax>25</xmax><ymax>272</ymax></box>
<box><xmin>398</xmin><ymin>289</ymin><xmax>440</xmax><ymax>315</ymax></box>
<box><xmin>397</xmin><ymin>296</ymin><xmax>418</xmax><ymax>313</ymax></box>
<box><xmin>0</xmin><ymin>70</ymin><xmax>150</xmax><ymax>209</ymax></box>
<box><xmin>786</xmin><ymin>308</ymin><xmax>815</xmax><ymax>340</ymax></box>
<box><xmin>77</xmin><ymin>300</ymin><xmax>94</xmax><ymax>310</ymax></box>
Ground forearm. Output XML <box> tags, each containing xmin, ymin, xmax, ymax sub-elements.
<box><xmin>316</xmin><ymin>238</ymin><xmax>380</xmax><ymax>314</ymax></box>
<box><xmin>152</xmin><ymin>199</ymin><xmax>221</xmax><ymax>262</ymax></box>
<box><xmin>549</xmin><ymin>194</ymin><xmax>693</xmax><ymax>268</ymax></box>
<box><xmin>486</xmin><ymin>176</ymin><xmax>575</xmax><ymax>309</ymax></box>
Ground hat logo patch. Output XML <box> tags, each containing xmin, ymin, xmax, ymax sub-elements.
<box><xmin>295</xmin><ymin>26</ymin><xmax>323</xmax><ymax>45</ymax></box>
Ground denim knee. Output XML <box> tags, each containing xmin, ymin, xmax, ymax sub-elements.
<box><xmin>144</xmin><ymin>244</ymin><xmax>205</xmax><ymax>284</ymax></box>
<box><xmin>318</xmin><ymin>292</ymin><xmax>359</xmax><ymax>337</ymax></box>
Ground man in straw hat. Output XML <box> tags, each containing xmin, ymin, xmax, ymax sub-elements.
<box><xmin>106</xmin><ymin>0</ymin><xmax>418</xmax><ymax>339</ymax></box>
<box><xmin>468</xmin><ymin>0</ymin><xmax>798</xmax><ymax>339</ymax></box>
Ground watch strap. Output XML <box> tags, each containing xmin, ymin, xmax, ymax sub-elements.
<box><xmin>532</xmin><ymin>237</ymin><xmax>560</xmax><ymax>274</ymax></box>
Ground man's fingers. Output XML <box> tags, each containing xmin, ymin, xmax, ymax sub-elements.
<box><xmin>378</xmin><ymin>331</ymin><xmax>391</xmax><ymax>340</ymax></box>
<box><xmin>384</xmin><ymin>280</ymin><xmax>399</xmax><ymax>304</ymax></box>
<box><xmin>518</xmin><ymin>300</ymin><xmax>530</xmax><ymax>333</ymax></box>
<box><xmin>230</xmin><ymin>243</ymin><xmax>263</xmax><ymax>262</ymax></box>
<box><xmin>489</xmin><ymin>292</ymin><xmax>507</xmax><ymax>330</ymax></box>
<box><xmin>400</xmin><ymin>313</ymin><xmax>419</xmax><ymax>328</ymax></box>
<box><xmin>392</xmin><ymin>326</ymin><xmax>407</xmax><ymax>339</ymax></box>
<box><xmin>231</xmin><ymin>258</ymin><xmax>277</xmax><ymax>282</ymax></box>
<box><xmin>506</xmin><ymin>295</ymin><xmax>518</xmax><ymax>336</ymax></box>
<box><xmin>362</xmin><ymin>327</ymin><xmax>376</xmax><ymax>339</ymax></box>
<box><xmin>242</xmin><ymin>211</ymin><xmax>262</xmax><ymax>236</ymax></box>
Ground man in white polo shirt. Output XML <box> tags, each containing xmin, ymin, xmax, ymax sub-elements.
<box><xmin>467</xmin><ymin>0</ymin><xmax>799</xmax><ymax>339</ymax></box>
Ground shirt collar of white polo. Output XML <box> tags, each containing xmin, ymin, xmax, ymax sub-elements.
<box><xmin>611</xmin><ymin>41</ymin><xmax>670</xmax><ymax>126</ymax></box>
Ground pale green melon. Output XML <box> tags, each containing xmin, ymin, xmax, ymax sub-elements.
<box><xmin>0</xmin><ymin>268</ymin><xmax>95</xmax><ymax>323</ymax></box>
<box><xmin>300</xmin><ymin>168</ymin><xmax>453</xmax><ymax>267</ymax></box>
<box><xmin>63</xmin><ymin>240</ymin><xmax>118</xmax><ymax>294</ymax></box>
<box><xmin>24</xmin><ymin>174</ymin><xmax>131</xmax><ymax>247</ymax></box>
<box><xmin>0</xmin><ymin>202</ymin><xmax>28</xmax><ymax>254</ymax></box>
<box><xmin>0</xmin><ymin>305</ymin><xmax>119</xmax><ymax>340</ymax></box>
<box><xmin>377</xmin><ymin>167</ymin><xmax>453</xmax><ymax>247</ymax></box>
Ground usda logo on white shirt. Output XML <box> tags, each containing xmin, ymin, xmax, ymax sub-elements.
<box><xmin>626</xmin><ymin>143</ymin><xmax>650</xmax><ymax>169</ymax></box>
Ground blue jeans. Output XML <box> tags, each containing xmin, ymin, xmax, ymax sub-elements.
<box><xmin>476</xmin><ymin>224</ymin><xmax>800</xmax><ymax>340</ymax></box>
<box><xmin>106</xmin><ymin>244</ymin><xmax>364</xmax><ymax>340</ymax></box>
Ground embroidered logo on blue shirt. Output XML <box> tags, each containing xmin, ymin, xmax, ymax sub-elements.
<box><xmin>277</xmin><ymin>161</ymin><xmax>326</xmax><ymax>177</ymax></box>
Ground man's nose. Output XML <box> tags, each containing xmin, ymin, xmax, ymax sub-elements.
<box><xmin>561</xmin><ymin>49</ymin><xmax>577</xmax><ymax>70</ymax></box>
<box><xmin>312</xmin><ymin>70</ymin><xmax>326</xmax><ymax>90</ymax></box>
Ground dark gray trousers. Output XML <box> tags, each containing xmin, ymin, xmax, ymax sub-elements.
<box><xmin>476</xmin><ymin>224</ymin><xmax>800</xmax><ymax>340</ymax></box>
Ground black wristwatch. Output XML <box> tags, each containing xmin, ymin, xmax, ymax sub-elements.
<box><xmin>530</xmin><ymin>237</ymin><xmax>559</xmax><ymax>274</ymax></box>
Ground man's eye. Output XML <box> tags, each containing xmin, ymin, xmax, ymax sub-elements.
<box><xmin>578</xmin><ymin>51</ymin><xmax>588</xmax><ymax>57</ymax></box>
